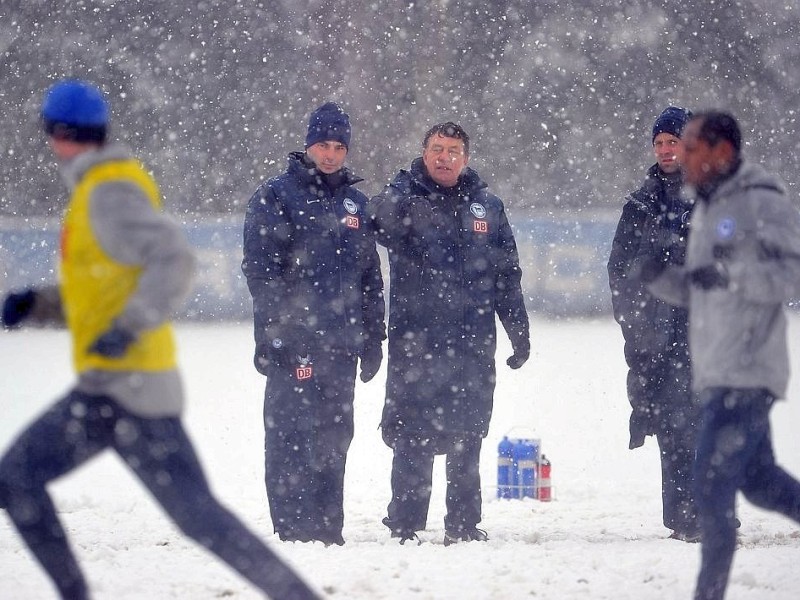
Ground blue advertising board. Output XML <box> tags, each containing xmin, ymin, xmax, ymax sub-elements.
<box><xmin>0</xmin><ymin>212</ymin><xmax>619</xmax><ymax>320</ymax></box>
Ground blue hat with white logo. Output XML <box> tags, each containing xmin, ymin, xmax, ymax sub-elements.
<box><xmin>41</xmin><ymin>79</ymin><xmax>109</xmax><ymax>143</ymax></box>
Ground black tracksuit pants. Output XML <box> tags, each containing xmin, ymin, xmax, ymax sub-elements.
<box><xmin>263</xmin><ymin>351</ymin><xmax>356</xmax><ymax>544</ymax></box>
<box><xmin>694</xmin><ymin>388</ymin><xmax>800</xmax><ymax>600</ymax></box>
<box><xmin>385</xmin><ymin>434</ymin><xmax>483</xmax><ymax>535</ymax></box>
<box><xmin>0</xmin><ymin>390</ymin><xmax>317</xmax><ymax>600</ymax></box>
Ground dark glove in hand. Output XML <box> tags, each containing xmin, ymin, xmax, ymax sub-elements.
<box><xmin>506</xmin><ymin>348</ymin><xmax>529</xmax><ymax>370</ymax></box>
<box><xmin>255</xmin><ymin>325</ymin><xmax>312</xmax><ymax>373</ymax></box>
<box><xmin>639</xmin><ymin>257</ymin><xmax>667</xmax><ymax>284</ymax></box>
<box><xmin>89</xmin><ymin>325</ymin><xmax>136</xmax><ymax>358</ymax></box>
<box><xmin>689</xmin><ymin>263</ymin><xmax>729</xmax><ymax>290</ymax></box>
<box><xmin>359</xmin><ymin>343</ymin><xmax>383</xmax><ymax>383</ymax></box>
<box><xmin>628</xmin><ymin>411</ymin><xmax>649</xmax><ymax>450</ymax></box>
<box><xmin>2</xmin><ymin>289</ymin><xmax>36</xmax><ymax>329</ymax></box>
<box><xmin>254</xmin><ymin>342</ymin><xmax>275</xmax><ymax>375</ymax></box>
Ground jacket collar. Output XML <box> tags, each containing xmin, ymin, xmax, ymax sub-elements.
<box><xmin>286</xmin><ymin>151</ymin><xmax>363</xmax><ymax>190</ymax></box>
<box><xmin>59</xmin><ymin>143</ymin><xmax>133</xmax><ymax>190</ymax></box>
<box><xmin>408</xmin><ymin>156</ymin><xmax>487</xmax><ymax>198</ymax></box>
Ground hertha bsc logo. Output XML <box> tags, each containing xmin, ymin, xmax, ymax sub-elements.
<box><xmin>470</xmin><ymin>203</ymin><xmax>487</xmax><ymax>219</ymax></box>
<box><xmin>343</xmin><ymin>198</ymin><xmax>358</xmax><ymax>214</ymax></box>
<box><xmin>295</xmin><ymin>366</ymin><xmax>313</xmax><ymax>380</ymax></box>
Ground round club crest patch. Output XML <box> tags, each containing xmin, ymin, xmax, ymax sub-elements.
<box><xmin>343</xmin><ymin>198</ymin><xmax>358</xmax><ymax>215</ymax></box>
<box><xmin>716</xmin><ymin>217</ymin><xmax>736</xmax><ymax>240</ymax></box>
<box><xmin>470</xmin><ymin>203</ymin><xmax>486</xmax><ymax>219</ymax></box>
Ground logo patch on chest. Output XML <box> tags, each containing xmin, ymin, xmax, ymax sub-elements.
<box><xmin>343</xmin><ymin>198</ymin><xmax>358</xmax><ymax>214</ymax></box>
<box><xmin>716</xmin><ymin>217</ymin><xmax>736</xmax><ymax>240</ymax></box>
<box><xmin>295</xmin><ymin>365</ymin><xmax>313</xmax><ymax>380</ymax></box>
<box><xmin>343</xmin><ymin>198</ymin><xmax>360</xmax><ymax>228</ymax></box>
<box><xmin>470</xmin><ymin>203</ymin><xmax>487</xmax><ymax>218</ymax></box>
<box><xmin>470</xmin><ymin>203</ymin><xmax>488</xmax><ymax>233</ymax></box>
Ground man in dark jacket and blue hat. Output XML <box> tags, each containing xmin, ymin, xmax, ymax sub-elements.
<box><xmin>607</xmin><ymin>106</ymin><xmax>700</xmax><ymax>542</ymax></box>
<box><xmin>369</xmin><ymin>122</ymin><xmax>530</xmax><ymax>546</ymax></box>
<box><xmin>242</xmin><ymin>102</ymin><xmax>385</xmax><ymax>546</ymax></box>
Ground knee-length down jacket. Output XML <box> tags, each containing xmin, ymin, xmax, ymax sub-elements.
<box><xmin>369</xmin><ymin>158</ymin><xmax>529</xmax><ymax>442</ymax></box>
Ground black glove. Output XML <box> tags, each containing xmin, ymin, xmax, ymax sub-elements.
<box><xmin>2</xmin><ymin>289</ymin><xmax>37</xmax><ymax>329</ymax></box>
<box><xmin>628</xmin><ymin>411</ymin><xmax>648</xmax><ymax>450</ymax></box>
<box><xmin>253</xmin><ymin>342</ymin><xmax>274</xmax><ymax>375</ymax></box>
<box><xmin>639</xmin><ymin>257</ymin><xmax>667</xmax><ymax>284</ymax></box>
<box><xmin>689</xmin><ymin>263</ymin><xmax>729</xmax><ymax>290</ymax></box>
<box><xmin>359</xmin><ymin>343</ymin><xmax>383</xmax><ymax>383</ymax></box>
<box><xmin>506</xmin><ymin>346</ymin><xmax>530</xmax><ymax>370</ymax></box>
<box><xmin>89</xmin><ymin>324</ymin><xmax>136</xmax><ymax>358</ymax></box>
<box><xmin>255</xmin><ymin>324</ymin><xmax>313</xmax><ymax>373</ymax></box>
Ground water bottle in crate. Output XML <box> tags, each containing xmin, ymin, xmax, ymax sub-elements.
<box><xmin>497</xmin><ymin>436</ymin><xmax>516</xmax><ymax>498</ymax></box>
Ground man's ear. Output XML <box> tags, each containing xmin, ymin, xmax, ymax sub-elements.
<box><xmin>713</xmin><ymin>141</ymin><xmax>736</xmax><ymax>172</ymax></box>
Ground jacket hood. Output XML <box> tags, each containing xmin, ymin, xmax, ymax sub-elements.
<box><xmin>688</xmin><ymin>160</ymin><xmax>785</xmax><ymax>204</ymax></box>
<box><xmin>286</xmin><ymin>150</ymin><xmax>363</xmax><ymax>188</ymax></box>
<box><xmin>715</xmin><ymin>160</ymin><xmax>785</xmax><ymax>198</ymax></box>
<box><xmin>404</xmin><ymin>156</ymin><xmax>488</xmax><ymax>197</ymax></box>
<box><xmin>60</xmin><ymin>143</ymin><xmax>132</xmax><ymax>189</ymax></box>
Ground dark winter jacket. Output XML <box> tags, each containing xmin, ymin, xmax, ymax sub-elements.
<box><xmin>369</xmin><ymin>158</ymin><xmax>529</xmax><ymax>445</ymax></box>
<box><xmin>242</xmin><ymin>152</ymin><xmax>385</xmax><ymax>370</ymax></box>
<box><xmin>607</xmin><ymin>164</ymin><xmax>693</xmax><ymax>446</ymax></box>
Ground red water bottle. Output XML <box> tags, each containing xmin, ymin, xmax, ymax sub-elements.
<box><xmin>537</xmin><ymin>454</ymin><xmax>552</xmax><ymax>502</ymax></box>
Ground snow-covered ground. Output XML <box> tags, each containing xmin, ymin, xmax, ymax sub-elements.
<box><xmin>2</xmin><ymin>316</ymin><xmax>799</xmax><ymax>599</ymax></box>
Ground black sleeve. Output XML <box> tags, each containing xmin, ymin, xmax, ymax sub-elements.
<box><xmin>494</xmin><ymin>206</ymin><xmax>530</xmax><ymax>356</ymax></box>
<box><xmin>368</xmin><ymin>184</ymin><xmax>430</xmax><ymax>259</ymax></box>
<box><xmin>241</xmin><ymin>182</ymin><xmax>293</xmax><ymax>347</ymax></box>
<box><xmin>360</xmin><ymin>223</ymin><xmax>386</xmax><ymax>349</ymax></box>
<box><xmin>607</xmin><ymin>199</ymin><xmax>655</xmax><ymax>365</ymax></box>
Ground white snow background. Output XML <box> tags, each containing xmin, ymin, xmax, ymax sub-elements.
<box><xmin>2</xmin><ymin>316</ymin><xmax>799</xmax><ymax>599</ymax></box>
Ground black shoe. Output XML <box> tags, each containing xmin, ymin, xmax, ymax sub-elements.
<box><xmin>318</xmin><ymin>533</ymin><xmax>345</xmax><ymax>547</ymax></box>
<box><xmin>443</xmin><ymin>528</ymin><xmax>488</xmax><ymax>546</ymax></box>
<box><xmin>382</xmin><ymin>517</ymin><xmax>422</xmax><ymax>545</ymax></box>
<box><xmin>278</xmin><ymin>532</ymin><xmax>314</xmax><ymax>543</ymax></box>
<box><xmin>668</xmin><ymin>530</ymin><xmax>701</xmax><ymax>543</ymax></box>
<box><xmin>397</xmin><ymin>531</ymin><xmax>422</xmax><ymax>545</ymax></box>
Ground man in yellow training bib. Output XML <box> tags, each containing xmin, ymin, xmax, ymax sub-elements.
<box><xmin>0</xmin><ymin>79</ymin><xmax>318</xmax><ymax>600</ymax></box>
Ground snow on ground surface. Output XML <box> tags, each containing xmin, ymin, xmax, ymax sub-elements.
<box><xmin>2</xmin><ymin>315</ymin><xmax>800</xmax><ymax>599</ymax></box>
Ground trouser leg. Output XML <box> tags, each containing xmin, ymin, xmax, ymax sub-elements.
<box><xmin>121</xmin><ymin>415</ymin><xmax>318</xmax><ymax>600</ymax></box>
<box><xmin>0</xmin><ymin>391</ymin><xmax>117</xmax><ymax>600</ymax></box>
<box><xmin>657</xmin><ymin>418</ymin><xmax>699</xmax><ymax>534</ymax></box>
<box><xmin>263</xmin><ymin>370</ymin><xmax>315</xmax><ymax>539</ymax></box>
<box><xmin>654</xmin><ymin>363</ymin><xmax>699</xmax><ymax>535</ymax></box>
<box><xmin>740</xmin><ymin>421</ymin><xmax>800</xmax><ymax>522</ymax></box>
<box><xmin>693</xmin><ymin>388</ymin><xmax>770</xmax><ymax>600</ymax></box>
<box><xmin>386</xmin><ymin>443</ymin><xmax>434</xmax><ymax>532</ymax></box>
<box><xmin>307</xmin><ymin>353</ymin><xmax>355</xmax><ymax>541</ymax></box>
<box><xmin>444</xmin><ymin>436</ymin><xmax>483</xmax><ymax>534</ymax></box>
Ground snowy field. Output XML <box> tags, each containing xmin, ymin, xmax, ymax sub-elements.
<box><xmin>2</xmin><ymin>315</ymin><xmax>800</xmax><ymax>599</ymax></box>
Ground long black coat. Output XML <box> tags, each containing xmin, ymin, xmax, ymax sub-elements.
<box><xmin>369</xmin><ymin>158</ymin><xmax>529</xmax><ymax>445</ymax></box>
<box><xmin>242</xmin><ymin>152</ymin><xmax>385</xmax><ymax>363</ymax></box>
<box><xmin>607</xmin><ymin>164</ymin><xmax>693</xmax><ymax>447</ymax></box>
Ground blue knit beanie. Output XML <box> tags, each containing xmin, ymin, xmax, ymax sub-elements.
<box><xmin>41</xmin><ymin>79</ymin><xmax>109</xmax><ymax>143</ymax></box>
<box><xmin>652</xmin><ymin>106</ymin><xmax>692</xmax><ymax>143</ymax></box>
<box><xmin>305</xmin><ymin>102</ymin><xmax>351</xmax><ymax>149</ymax></box>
